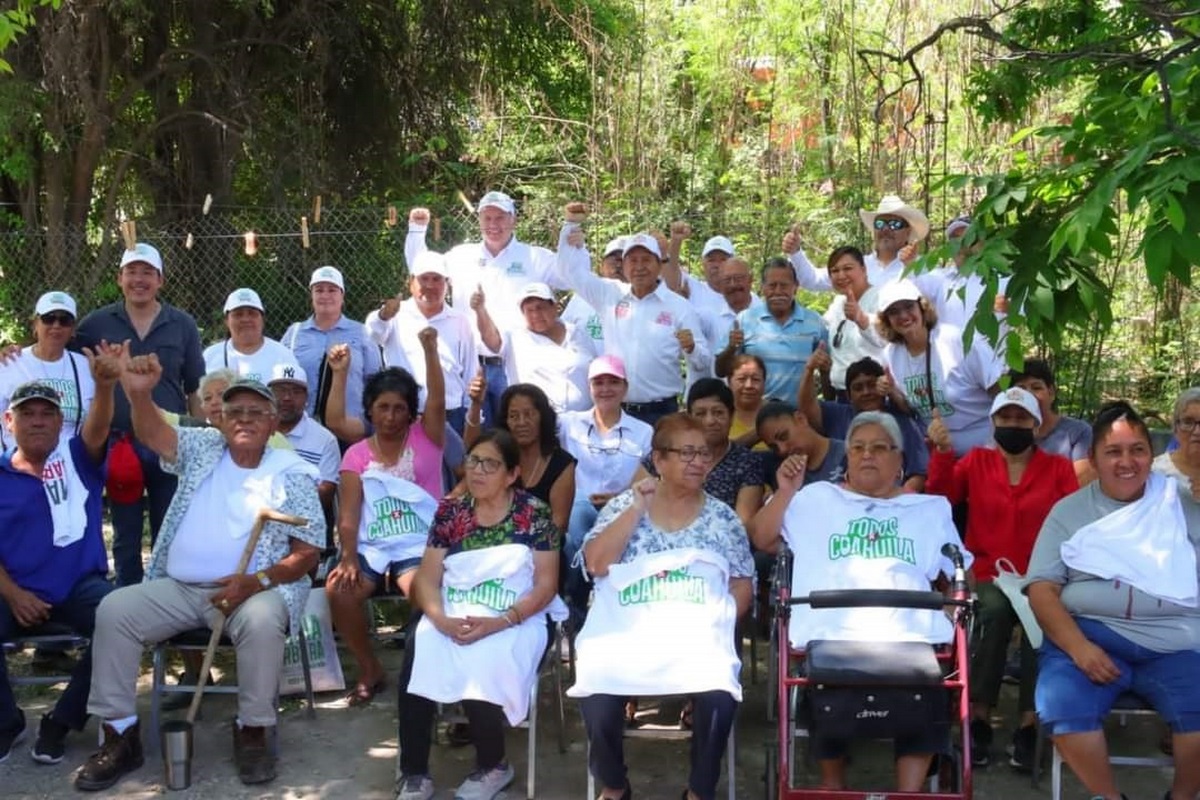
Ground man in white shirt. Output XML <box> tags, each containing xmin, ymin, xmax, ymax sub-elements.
<box><xmin>267</xmin><ymin>364</ymin><xmax>339</xmax><ymax>544</ymax></box>
<box><xmin>404</xmin><ymin>193</ymin><xmax>567</xmax><ymax>427</ymax></box>
<box><xmin>660</xmin><ymin>224</ymin><xmax>741</xmax><ymax>358</ymax></box>
<box><xmin>560</xmin><ymin>236</ymin><xmax>626</xmax><ymax>354</ymax></box>
<box><xmin>782</xmin><ymin>195</ymin><xmax>942</xmax><ymax>297</ymax></box>
<box><xmin>202</xmin><ymin>289</ymin><xmax>299</xmax><ymax>382</ymax></box>
<box><xmin>930</xmin><ymin>215</ymin><xmax>1011</xmax><ymax>337</ymax></box>
<box><xmin>364</xmin><ymin>250</ymin><xmax>476</xmax><ymax>434</ymax></box>
<box><xmin>557</xmin><ymin>212</ymin><xmax>712</xmax><ymax>427</ymax></box>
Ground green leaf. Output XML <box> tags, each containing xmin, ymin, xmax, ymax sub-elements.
<box><xmin>1164</xmin><ymin>194</ymin><xmax>1185</xmax><ymax>233</ymax></box>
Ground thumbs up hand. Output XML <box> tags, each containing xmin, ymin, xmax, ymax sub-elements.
<box><xmin>927</xmin><ymin>408</ymin><xmax>953</xmax><ymax>452</ymax></box>
<box><xmin>726</xmin><ymin>319</ymin><xmax>744</xmax><ymax>351</ymax></box>
<box><xmin>470</xmin><ymin>284</ymin><xmax>486</xmax><ymax>311</ymax></box>
<box><xmin>843</xmin><ymin>287</ymin><xmax>866</xmax><ymax>328</ymax></box>
<box><xmin>876</xmin><ymin>366</ymin><xmax>895</xmax><ymax>399</ymax></box>
<box><xmin>806</xmin><ymin>340</ymin><xmax>831</xmax><ymax>374</ymax></box>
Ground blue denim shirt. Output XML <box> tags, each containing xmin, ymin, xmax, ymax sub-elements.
<box><xmin>281</xmin><ymin>315</ymin><xmax>383</xmax><ymax>422</ymax></box>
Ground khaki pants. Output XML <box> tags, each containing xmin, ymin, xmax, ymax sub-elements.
<box><xmin>88</xmin><ymin>578</ymin><xmax>288</xmax><ymax>726</ymax></box>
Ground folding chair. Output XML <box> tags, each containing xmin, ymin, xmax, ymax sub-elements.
<box><xmin>2</xmin><ymin>624</ymin><xmax>88</xmax><ymax>687</ymax></box>
<box><xmin>1033</xmin><ymin>691</ymin><xmax>1173</xmax><ymax>800</ymax></box>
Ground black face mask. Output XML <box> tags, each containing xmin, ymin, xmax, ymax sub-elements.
<box><xmin>994</xmin><ymin>426</ymin><xmax>1035</xmax><ymax>455</ymax></box>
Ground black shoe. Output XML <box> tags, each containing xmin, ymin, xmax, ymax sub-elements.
<box><xmin>1008</xmin><ymin>724</ymin><xmax>1037</xmax><ymax>772</ymax></box>
<box><xmin>969</xmin><ymin>718</ymin><xmax>992</xmax><ymax>767</ymax></box>
<box><xmin>31</xmin><ymin>648</ymin><xmax>77</xmax><ymax>675</ymax></box>
<box><xmin>30</xmin><ymin>713</ymin><xmax>69</xmax><ymax>764</ymax></box>
<box><xmin>0</xmin><ymin>709</ymin><xmax>28</xmax><ymax>765</ymax></box>
<box><xmin>75</xmin><ymin>722</ymin><xmax>144</xmax><ymax>791</ymax></box>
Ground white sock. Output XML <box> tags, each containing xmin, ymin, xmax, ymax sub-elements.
<box><xmin>105</xmin><ymin>715</ymin><xmax>139</xmax><ymax>736</ymax></box>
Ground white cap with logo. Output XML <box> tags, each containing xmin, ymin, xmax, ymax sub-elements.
<box><xmin>519</xmin><ymin>282</ymin><xmax>555</xmax><ymax>305</ymax></box>
<box><xmin>309</xmin><ymin>266</ymin><xmax>345</xmax><ymax>291</ymax></box>
<box><xmin>119</xmin><ymin>243</ymin><xmax>164</xmax><ymax>273</ymax></box>
<box><xmin>268</xmin><ymin>362</ymin><xmax>309</xmax><ymax>388</ymax></box>
<box><xmin>990</xmin><ymin>387</ymin><xmax>1042</xmax><ymax>426</ymax></box>
<box><xmin>35</xmin><ymin>291</ymin><xmax>77</xmax><ymax>317</ymax></box>
<box><xmin>478</xmin><ymin>191</ymin><xmax>516</xmax><ymax>216</ymax></box>
<box><xmin>701</xmin><ymin>236</ymin><xmax>735</xmax><ymax>257</ymax></box>
<box><xmin>621</xmin><ymin>232</ymin><xmax>662</xmax><ymax>260</ymax></box>
<box><xmin>602</xmin><ymin>237</ymin><xmax>626</xmax><ymax>258</ymax></box>
<box><xmin>223</xmin><ymin>287</ymin><xmax>265</xmax><ymax>314</ymax></box>
<box><xmin>412</xmin><ymin>250</ymin><xmax>450</xmax><ymax>278</ymax></box>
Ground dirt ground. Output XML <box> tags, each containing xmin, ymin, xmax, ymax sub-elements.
<box><xmin>3</xmin><ymin>631</ymin><xmax>1179</xmax><ymax>800</ymax></box>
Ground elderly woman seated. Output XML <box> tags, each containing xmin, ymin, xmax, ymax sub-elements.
<box><xmin>751</xmin><ymin>410</ymin><xmax>969</xmax><ymax>792</ymax></box>
<box><xmin>569</xmin><ymin>413</ymin><xmax>753</xmax><ymax>800</ymax></box>
<box><xmin>394</xmin><ymin>430</ymin><xmax>564</xmax><ymax>800</ymax></box>
<box><xmin>1025</xmin><ymin>401</ymin><xmax>1200</xmax><ymax>800</ymax></box>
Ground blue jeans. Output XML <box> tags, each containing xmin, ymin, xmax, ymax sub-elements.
<box><xmin>445</xmin><ymin>406</ymin><xmax>467</xmax><ymax>438</ymax></box>
<box><xmin>1036</xmin><ymin>616</ymin><xmax>1200</xmax><ymax>736</ymax></box>
<box><xmin>0</xmin><ymin>573</ymin><xmax>112</xmax><ymax>731</ymax></box>
<box><xmin>563</xmin><ymin>498</ymin><xmax>600</xmax><ymax>616</ymax></box>
<box><xmin>110</xmin><ymin>434</ymin><xmax>177</xmax><ymax>587</ymax></box>
<box><xmin>480</xmin><ymin>361</ymin><xmax>508</xmax><ymax>430</ymax></box>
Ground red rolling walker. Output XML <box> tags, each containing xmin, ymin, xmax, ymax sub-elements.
<box><xmin>765</xmin><ymin>544</ymin><xmax>976</xmax><ymax>800</ymax></box>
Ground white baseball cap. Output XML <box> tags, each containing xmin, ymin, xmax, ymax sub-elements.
<box><xmin>267</xmin><ymin>362</ymin><xmax>308</xmax><ymax>388</ymax></box>
<box><xmin>990</xmin><ymin>386</ymin><xmax>1042</xmax><ymax>426</ymax></box>
<box><xmin>119</xmin><ymin>242</ymin><xmax>164</xmax><ymax>273</ymax></box>
<box><xmin>478</xmin><ymin>191</ymin><xmax>516</xmax><ymax>215</ymax></box>
<box><xmin>519</xmin><ymin>282</ymin><xmax>555</xmax><ymax>305</ymax></box>
<box><xmin>622</xmin><ymin>232</ymin><xmax>662</xmax><ymax>260</ymax></box>
<box><xmin>702</xmin><ymin>235</ymin><xmax>735</xmax><ymax>257</ymax></box>
<box><xmin>876</xmin><ymin>279</ymin><xmax>923</xmax><ymax>312</ymax></box>
<box><xmin>35</xmin><ymin>291</ymin><xmax>77</xmax><ymax>318</ymax></box>
<box><xmin>411</xmin><ymin>250</ymin><xmax>450</xmax><ymax>277</ymax></box>
<box><xmin>309</xmin><ymin>265</ymin><xmax>345</xmax><ymax>291</ymax></box>
<box><xmin>602</xmin><ymin>237</ymin><xmax>626</xmax><ymax>258</ymax></box>
<box><xmin>223</xmin><ymin>287</ymin><xmax>265</xmax><ymax>314</ymax></box>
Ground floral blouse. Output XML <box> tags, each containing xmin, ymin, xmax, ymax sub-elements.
<box><xmin>149</xmin><ymin>427</ymin><xmax>326</xmax><ymax>635</ymax></box>
<box><xmin>427</xmin><ymin>488</ymin><xmax>560</xmax><ymax>556</ymax></box>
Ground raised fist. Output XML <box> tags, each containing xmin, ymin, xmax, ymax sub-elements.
<box><xmin>417</xmin><ymin>326</ymin><xmax>439</xmax><ymax>350</ymax></box>
<box><xmin>409</xmin><ymin>207</ymin><xmax>431</xmax><ymax>227</ymax></box>
<box><xmin>781</xmin><ymin>229</ymin><xmax>801</xmax><ymax>255</ymax></box>
<box><xmin>327</xmin><ymin>343</ymin><xmax>351</xmax><ymax>373</ymax></box>
<box><xmin>564</xmin><ymin>202</ymin><xmax>589</xmax><ymax>223</ymax></box>
<box><xmin>669</xmin><ymin>220</ymin><xmax>692</xmax><ymax>241</ymax></box>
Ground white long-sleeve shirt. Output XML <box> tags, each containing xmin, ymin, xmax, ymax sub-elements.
<box><xmin>364</xmin><ymin>300</ymin><xmax>476</xmax><ymax>411</ymax></box>
<box><xmin>788</xmin><ymin>248</ymin><xmax>946</xmax><ymax>298</ymax></box>
<box><xmin>405</xmin><ymin>224</ymin><xmax>566</xmax><ymax>357</ymax></box>
<box><xmin>556</xmin><ymin>226</ymin><xmax>713</xmax><ymax>403</ymax></box>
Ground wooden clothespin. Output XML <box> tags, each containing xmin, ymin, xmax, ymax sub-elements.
<box><xmin>244</xmin><ymin>232</ymin><xmax>258</xmax><ymax>256</ymax></box>
<box><xmin>202</xmin><ymin>194</ymin><xmax>213</xmax><ymax>215</ymax></box>
<box><xmin>433</xmin><ymin>217</ymin><xmax>442</xmax><ymax>242</ymax></box>
<box><xmin>312</xmin><ymin>195</ymin><xmax>322</xmax><ymax>225</ymax></box>
<box><xmin>456</xmin><ymin>190</ymin><xmax>475</xmax><ymax>214</ymax></box>
<box><xmin>386</xmin><ymin>205</ymin><xmax>398</xmax><ymax>228</ymax></box>
<box><xmin>120</xmin><ymin>220</ymin><xmax>137</xmax><ymax>251</ymax></box>
<box><xmin>301</xmin><ymin>216</ymin><xmax>310</xmax><ymax>249</ymax></box>
<box><xmin>185</xmin><ymin>233</ymin><xmax>194</xmax><ymax>250</ymax></box>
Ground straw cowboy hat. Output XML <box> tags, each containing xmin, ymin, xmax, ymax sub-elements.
<box><xmin>859</xmin><ymin>195</ymin><xmax>931</xmax><ymax>244</ymax></box>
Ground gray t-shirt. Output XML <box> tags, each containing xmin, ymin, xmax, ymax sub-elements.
<box><xmin>1024</xmin><ymin>481</ymin><xmax>1200</xmax><ymax>652</ymax></box>
<box><xmin>1037</xmin><ymin>415</ymin><xmax>1092</xmax><ymax>461</ymax></box>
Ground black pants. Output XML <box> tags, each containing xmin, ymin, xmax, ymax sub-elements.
<box><xmin>396</xmin><ymin>613</ymin><xmax>508</xmax><ymax>776</ymax></box>
<box><xmin>580</xmin><ymin>691</ymin><xmax>737</xmax><ymax>800</ymax></box>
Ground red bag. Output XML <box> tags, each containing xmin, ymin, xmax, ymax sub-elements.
<box><xmin>106</xmin><ymin>433</ymin><xmax>145</xmax><ymax>504</ymax></box>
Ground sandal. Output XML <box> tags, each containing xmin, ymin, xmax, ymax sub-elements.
<box><xmin>345</xmin><ymin>678</ymin><xmax>386</xmax><ymax>707</ymax></box>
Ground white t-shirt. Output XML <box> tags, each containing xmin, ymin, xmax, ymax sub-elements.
<box><xmin>883</xmin><ymin>322</ymin><xmax>1004</xmax><ymax>455</ymax></box>
<box><xmin>202</xmin><ymin>338</ymin><xmax>299</xmax><ymax>383</ymax></box>
<box><xmin>281</xmin><ymin>413</ymin><xmax>341</xmax><ymax>485</ymax></box>
<box><xmin>167</xmin><ymin>452</ymin><xmax>261</xmax><ymax>582</ymax></box>
<box><xmin>363</xmin><ymin>301</ymin><xmax>477</xmax><ymax>411</ymax></box>
<box><xmin>821</xmin><ymin>287</ymin><xmax>886</xmax><ymax>390</ymax></box>
<box><xmin>503</xmin><ymin>322</ymin><xmax>597</xmax><ymax>413</ymax></box>
<box><xmin>781</xmin><ymin>481</ymin><xmax>971</xmax><ymax>647</ymax></box>
<box><xmin>0</xmin><ymin>348</ymin><xmax>95</xmax><ymax>452</ymax></box>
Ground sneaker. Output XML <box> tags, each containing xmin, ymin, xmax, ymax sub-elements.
<box><xmin>1007</xmin><ymin>724</ymin><xmax>1037</xmax><ymax>772</ymax></box>
<box><xmin>30</xmin><ymin>713</ymin><xmax>69</xmax><ymax>764</ymax></box>
<box><xmin>454</xmin><ymin>762</ymin><xmax>515</xmax><ymax>800</ymax></box>
<box><xmin>395</xmin><ymin>774</ymin><xmax>435</xmax><ymax>800</ymax></box>
<box><xmin>0</xmin><ymin>710</ymin><xmax>28</xmax><ymax>765</ymax></box>
<box><xmin>969</xmin><ymin>718</ymin><xmax>992</xmax><ymax>767</ymax></box>
<box><xmin>75</xmin><ymin>721</ymin><xmax>144</xmax><ymax>791</ymax></box>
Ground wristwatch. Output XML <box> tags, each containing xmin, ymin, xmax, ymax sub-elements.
<box><xmin>255</xmin><ymin>570</ymin><xmax>272</xmax><ymax>590</ymax></box>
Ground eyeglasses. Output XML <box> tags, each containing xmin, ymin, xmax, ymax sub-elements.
<box><xmin>848</xmin><ymin>441</ymin><xmax>898</xmax><ymax>457</ymax></box>
<box><xmin>662</xmin><ymin>447</ymin><xmax>714</xmax><ymax>463</ymax></box>
<box><xmin>223</xmin><ymin>405</ymin><xmax>275</xmax><ymax>422</ymax></box>
<box><xmin>586</xmin><ymin>426</ymin><xmax>624</xmax><ymax>456</ymax></box>
<box><xmin>873</xmin><ymin>218</ymin><xmax>909</xmax><ymax>231</ymax></box>
<box><xmin>1176</xmin><ymin>418</ymin><xmax>1200</xmax><ymax>434</ymax></box>
<box><xmin>465</xmin><ymin>454</ymin><xmax>504</xmax><ymax>474</ymax></box>
<box><xmin>833</xmin><ymin>319</ymin><xmax>849</xmax><ymax>348</ymax></box>
<box><xmin>39</xmin><ymin>312</ymin><xmax>75</xmax><ymax>327</ymax></box>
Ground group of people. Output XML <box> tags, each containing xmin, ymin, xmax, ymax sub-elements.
<box><xmin>0</xmin><ymin>189</ymin><xmax>1197</xmax><ymax>800</ymax></box>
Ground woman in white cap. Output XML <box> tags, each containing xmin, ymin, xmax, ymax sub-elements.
<box><xmin>202</xmin><ymin>288</ymin><xmax>298</xmax><ymax>382</ymax></box>
<box><xmin>875</xmin><ymin>279</ymin><xmax>1005</xmax><ymax>455</ymax></box>
<box><xmin>0</xmin><ymin>291</ymin><xmax>94</xmax><ymax>452</ymax></box>
<box><xmin>282</xmin><ymin>266</ymin><xmax>383</xmax><ymax>433</ymax></box>
<box><xmin>485</xmin><ymin>282</ymin><xmax>597</xmax><ymax>414</ymax></box>
<box><xmin>925</xmin><ymin>387</ymin><xmax>1078</xmax><ymax>770</ymax></box>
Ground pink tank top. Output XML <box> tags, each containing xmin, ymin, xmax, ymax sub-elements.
<box><xmin>340</xmin><ymin>423</ymin><xmax>444</xmax><ymax>498</ymax></box>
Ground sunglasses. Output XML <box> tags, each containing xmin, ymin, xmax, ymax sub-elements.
<box><xmin>873</xmin><ymin>218</ymin><xmax>909</xmax><ymax>231</ymax></box>
<box><xmin>39</xmin><ymin>312</ymin><xmax>75</xmax><ymax>327</ymax></box>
